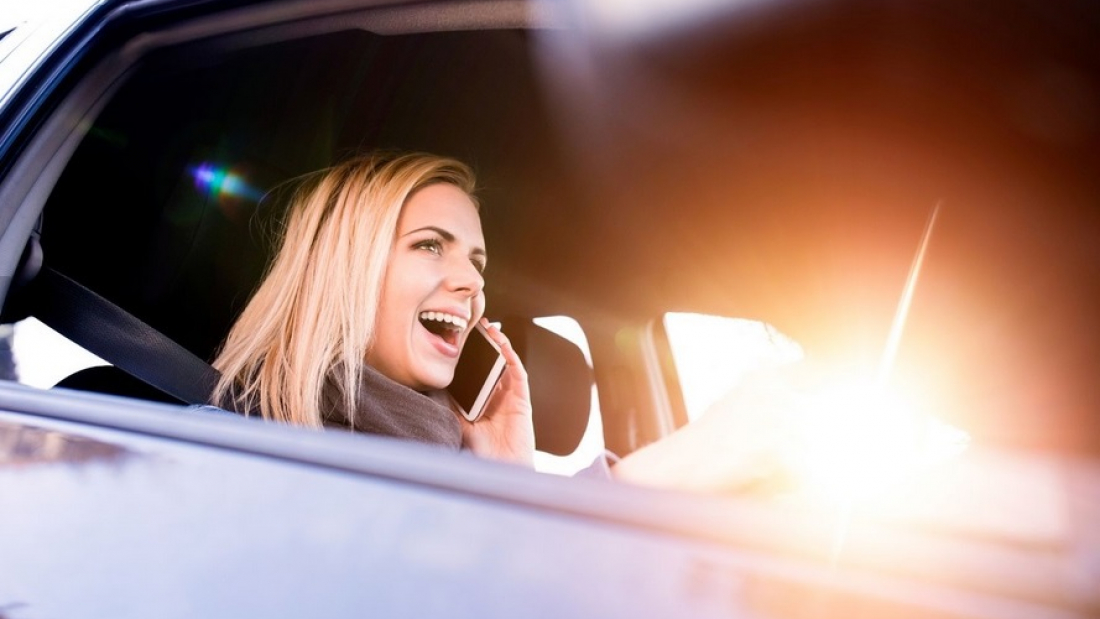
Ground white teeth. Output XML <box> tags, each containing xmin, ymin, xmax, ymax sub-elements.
<box><xmin>418</xmin><ymin>311</ymin><xmax>468</xmax><ymax>331</ymax></box>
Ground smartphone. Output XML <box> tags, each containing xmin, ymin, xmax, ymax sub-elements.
<box><xmin>450</xmin><ymin>322</ymin><xmax>507</xmax><ymax>422</ymax></box>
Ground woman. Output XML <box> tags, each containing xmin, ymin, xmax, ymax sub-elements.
<box><xmin>212</xmin><ymin>151</ymin><xmax>534</xmax><ymax>465</ymax></box>
<box><xmin>212</xmin><ymin>151</ymin><xmax>798</xmax><ymax>487</ymax></box>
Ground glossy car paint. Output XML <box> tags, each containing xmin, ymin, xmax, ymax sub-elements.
<box><xmin>3</xmin><ymin>381</ymin><xmax>1098</xmax><ymax>617</ymax></box>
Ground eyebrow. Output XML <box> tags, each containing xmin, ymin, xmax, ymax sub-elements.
<box><xmin>403</xmin><ymin>225</ymin><xmax>487</xmax><ymax>259</ymax></box>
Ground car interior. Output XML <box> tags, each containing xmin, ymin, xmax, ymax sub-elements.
<box><xmin>4</xmin><ymin>0</ymin><xmax>1098</xmax><ymax>464</ymax></box>
<box><xmin>0</xmin><ymin>3</ymin><xmax>657</xmax><ymax>464</ymax></box>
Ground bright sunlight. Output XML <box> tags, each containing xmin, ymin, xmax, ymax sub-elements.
<box><xmin>663</xmin><ymin>312</ymin><xmax>970</xmax><ymax>508</ymax></box>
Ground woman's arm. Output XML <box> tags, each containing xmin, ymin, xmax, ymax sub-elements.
<box><xmin>610</xmin><ymin>367</ymin><xmax>809</xmax><ymax>493</ymax></box>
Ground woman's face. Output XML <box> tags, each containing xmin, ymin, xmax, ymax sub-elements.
<box><xmin>367</xmin><ymin>182</ymin><xmax>487</xmax><ymax>391</ymax></box>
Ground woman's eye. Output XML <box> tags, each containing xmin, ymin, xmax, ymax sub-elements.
<box><xmin>472</xmin><ymin>259</ymin><xmax>487</xmax><ymax>274</ymax></box>
<box><xmin>414</xmin><ymin>239</ymin><xmax>443</xmax><ymax>255</ymax></box>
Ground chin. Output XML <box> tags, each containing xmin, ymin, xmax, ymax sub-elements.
<box><xmin>415</xmin><ymin>368</ymin><xmax>456</xmax><ymax>391</ymax></box>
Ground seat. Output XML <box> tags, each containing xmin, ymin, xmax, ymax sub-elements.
<box><xmin>502</xmin><ymin>318</ymin><xmax>594</xmax><ymax>457</ymax></box>
<box><xmin>53</xmin><ymin>365</ymin><xmax>182</xmax><ymax>404</ymax></box>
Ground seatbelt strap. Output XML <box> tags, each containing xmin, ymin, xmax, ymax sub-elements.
<box><xmin>28</xmin><ymin>267</ymin><xmax>220</xmax><ymax>405</ymax></box>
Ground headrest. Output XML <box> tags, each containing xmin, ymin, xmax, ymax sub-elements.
<box><xmin>504</xmin><ymin>318</ymin><xmax>594</xmax><ymax>456</ymax></box>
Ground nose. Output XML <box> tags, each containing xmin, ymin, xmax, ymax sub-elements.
<box><xmin>446</xmin><ymin>255</ymin><xmax>484</xmax><ymax>297</ymax></box>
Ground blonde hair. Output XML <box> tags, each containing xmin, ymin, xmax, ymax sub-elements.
<box><xmin>211</xmin><ymin>152</ymin><xmax>478</xmax><ymax>427</ymax></box>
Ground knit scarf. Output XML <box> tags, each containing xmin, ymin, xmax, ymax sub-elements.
<box><xmin>321</xmin><ymin>364</ymin><xmax>463</xmax><ymax>449</ymax></box>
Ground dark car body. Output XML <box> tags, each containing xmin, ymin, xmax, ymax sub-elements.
<box><xmin>1</xmin><ymin>1</ymin><xmax>1098</xmax><ymax>617</ymax></box>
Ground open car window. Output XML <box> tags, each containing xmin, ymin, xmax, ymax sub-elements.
<box><xmin>7</xmin><ymin>318</ymin><xmax>105</xmax><ymax>388</ymax></box>
<box><xmin>662</xmin><ymin>312</ymin><xmax>803</xmax><ymax>422</ymax></box>
<box><xmin>0</xmin><ymin>1</ymin><xmax>603</xmax><ymax>458</ymax></box>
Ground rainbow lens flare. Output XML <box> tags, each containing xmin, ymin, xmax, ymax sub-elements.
<box><xmin>191</xmin><ymin>163</ymin><xmax>265</xmax><ymax>203</ymax></box>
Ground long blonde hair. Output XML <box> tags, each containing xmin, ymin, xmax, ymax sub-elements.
<box><xmin>211</xmin><ymin>152</ymin><xmax>478</xmax><ymax>427</ymax></box>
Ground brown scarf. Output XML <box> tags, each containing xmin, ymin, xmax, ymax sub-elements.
<box><xmin>321</xmin><ymin>365</ymin><xmax>463</xmax><ymax>449</ymax></box>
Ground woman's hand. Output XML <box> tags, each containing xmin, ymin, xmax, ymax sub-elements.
<box><xmin>458</xmin><ymin>319</ymin><xmax>535</xmax><ymax>466</ymax></box>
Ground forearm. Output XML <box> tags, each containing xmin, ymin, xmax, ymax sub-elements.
<box><xmin>610</xmin><ymin>422</ymin><xmax>787</xmax><ymax>494</ymax></box>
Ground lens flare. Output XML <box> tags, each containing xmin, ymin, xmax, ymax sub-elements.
<box><xmin>789</xmin><ymin>206</ymin><xmax>964</xmax><ymax>511</ymax></box>
<box><xmin>190</xmin><ymin>162</ymin><xmax>265</xmax><ymax>203</ymax></box>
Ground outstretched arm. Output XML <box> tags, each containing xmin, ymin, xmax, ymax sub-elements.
<box><xmin>610</xmin><ymin>366</ymin><xmax>809</xmax><ymax>494</ymax></box>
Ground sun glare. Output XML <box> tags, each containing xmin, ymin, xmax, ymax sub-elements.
<box><xmin>663</xmin><ymin>312</ymin><xmax>970</xmax><ymax>508</ymax></box>
<box><xmin>789</xmin><ymin>378</ymin><xmax>970</xmax><ymax>508</ymax></box>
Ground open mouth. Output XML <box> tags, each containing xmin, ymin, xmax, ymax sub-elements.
<box><xmin>418</xmin><ymin>311</ymin><xmax>467</xmax><ymax>347</ymax></box>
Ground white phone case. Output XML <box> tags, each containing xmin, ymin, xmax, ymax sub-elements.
<box><xmin>458</xmin><ymin>323</ymin><xmax>507</xmax><ymax>422</ymax></box>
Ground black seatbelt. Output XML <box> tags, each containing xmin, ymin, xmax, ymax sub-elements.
<box><xmin>28</xmin><ymin>266</ymin><xmax>220</xmax><ymax>405</ymax></box>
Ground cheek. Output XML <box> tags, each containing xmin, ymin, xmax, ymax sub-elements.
<box><xmin>473</xmin><ymin>293</ymin><xmax>487</xmax><ymax>320</ymax></box>
<box><xmin>375</xmin><ymin>304</ymin><xmax>401</xmax><ymax>335</ymax></box>
<box><xmin>382</xmin><ymin>259</ymin><xmax>424</xmax><ymax>313</ymax></box>
<box><xmin>373</xmin><ymin>282</ymin><xmax>417</xmax><ymax>340</ymax></box>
